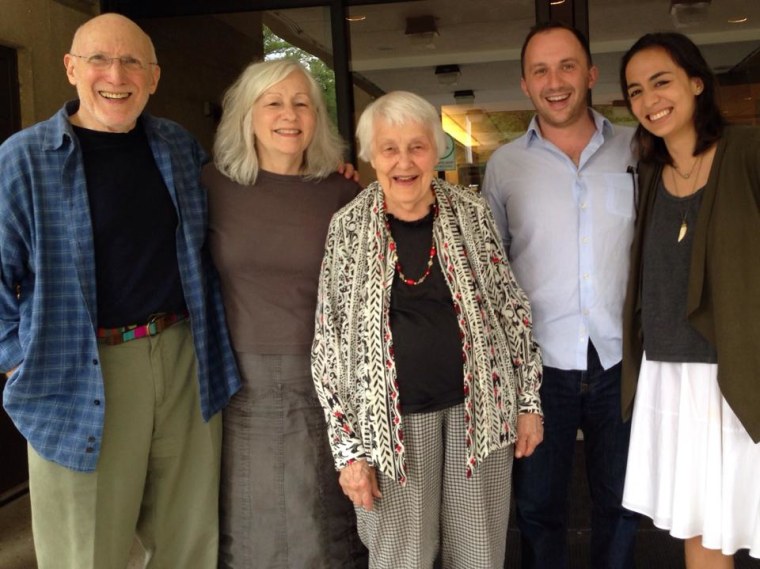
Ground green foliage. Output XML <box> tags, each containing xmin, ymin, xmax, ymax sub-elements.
<box><xmin>593</xmin><ymin>104</ymin><xmax>638</xmax><ymax>128</ymax></box>
<box><xmin>263</xmin><ymin>25</ymin><xmax>338</xmax><ymax>127</ymax></box>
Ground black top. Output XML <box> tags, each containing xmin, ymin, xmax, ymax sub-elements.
<box><xmin>641</xmin><ymin>181</ymin><xmax>717</xmax><ymax>363</ymax></box>
<box><xmin>74</xmin><ymin>121</ymin><xmax>186</xmax><ymax>327</ymax></box>
<box><xmin>387</xmin><ymin>207</ymin><xmax>464</xmax><ymax>414</ymax></box>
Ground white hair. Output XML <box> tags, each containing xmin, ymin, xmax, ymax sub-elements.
<box><xmin>213</xmin><ymin>59</ymin><xmax>345</xmax><ymax>185</ymax></box>
<box><xmin>355</xmin><ymin>90</ymin><xmax>446</xmax><ymax>163</ymax></box>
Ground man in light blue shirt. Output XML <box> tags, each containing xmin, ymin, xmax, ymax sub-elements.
<box><xmin>483</xmin><ymin>22</ymin><xmax>639</xmax><ymax>569</ymax></box>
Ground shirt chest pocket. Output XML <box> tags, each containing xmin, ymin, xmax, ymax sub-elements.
<box><xmin>605</xmin><ymin>173</ymin><xmax>635</xmax><ymax>219</ymax></box>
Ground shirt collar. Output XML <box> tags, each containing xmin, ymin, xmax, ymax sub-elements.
<box><xmin>42</xmin><ymin>100</ymin><xmax>80</xmax><ymax>151</ymax></box>
<box><xmin>45</xmin><ymin>100</ymin><xmax>158</xmax><ymax>149</ymax></box>
<box><xmin>523</xmin><ymin>107</ymin><xmax>613</xmax><ymax>148</ymax></box>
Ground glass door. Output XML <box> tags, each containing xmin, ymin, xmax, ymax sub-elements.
<box><xmin>343</xmin><ymin>0</ymin><xmax>537</xmax><ymax>188</ymax></box>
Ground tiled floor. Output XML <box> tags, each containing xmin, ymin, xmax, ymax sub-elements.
<box><xmin>0</xmin><ymin>494</ymin><xmax>35</xmax><ymax>569</ymax></box>
<box><xmin>536</xmin><ymin>443</ymin><xmax>760</xmax><ymax>569</ymax></box>
<box><xmin>2</xmin><ymin>444</ymin><xmax>759</xmax><ymax>569</ymax></box>
<box><xmin>0</xmin><ymin>492</ymin><xmax>145</xmax><ymax>569</ymax></box>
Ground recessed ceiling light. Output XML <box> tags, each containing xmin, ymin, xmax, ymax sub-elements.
<box><xmin>550</xmin><ymin>0</ymin><xmax>566</xmax><ymax>4</ymax></box>
<box><xmin>728</xmin><ymin>17</ymin><xmax>748</xmax><ymax>24</ymax></box>
<box><xmin>346</xmin><ymin>15</ymin><xmax>366</xmax><ymax>22</ymax></box>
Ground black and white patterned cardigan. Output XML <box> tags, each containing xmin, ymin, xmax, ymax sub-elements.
<box><xmin>311</xmin><ymin>178</ymin><xmax>542</xmax><ymax>485</ymax></box>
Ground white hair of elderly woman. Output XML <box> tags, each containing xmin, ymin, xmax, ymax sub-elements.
<box><xmin>355</xmin><ymin>90</ymin><xmax>447</xmax><ymax>163</ymax></box>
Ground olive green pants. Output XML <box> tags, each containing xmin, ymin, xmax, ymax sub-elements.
<box><xmin>28</xmin><ymin>321</ymin><xmax>222</xmax><ymax>569</ymax></box>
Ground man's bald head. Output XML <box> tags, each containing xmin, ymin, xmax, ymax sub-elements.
<box><xmin>70</xmin><ymin>13</ymin><xmax>157</xmax><ymax>64</ymax></box>
<box><xmin>64</xmin><ymin>13</ymin><xmax>160</xmax><ymax>132</ymax></box>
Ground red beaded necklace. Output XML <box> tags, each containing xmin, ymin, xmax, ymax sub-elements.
<box><xmin>384</xmin><ymin>201</ymin><xmax>439</xmax><ymax>287</ymax></box>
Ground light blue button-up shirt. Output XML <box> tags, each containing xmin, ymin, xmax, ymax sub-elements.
<box><xmin>483</xmin><ymin>110</ymin><xmax>635</xmax><ymax>371</ymax></box>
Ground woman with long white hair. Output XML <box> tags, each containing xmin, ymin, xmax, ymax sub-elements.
<box><xmin>204</xmin><ymin>59</ymin><xmax>365</xmax><ymax>568</ymax></box>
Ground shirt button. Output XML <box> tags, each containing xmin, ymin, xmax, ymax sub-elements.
<box><xmin>94</xmin><ymin>399</ymin><xmax>101</xmax><ymax>406</ymax></box>
<box><xmin>92</xmin><ymin>359</ymin><xmax>98</xmax><ymax>365</ymax></box>
<box><xmin>581</xmin><ymin>237</ymin><xmax>589</xmax><ymax>244</ymax></box>
<box><xmin>583</xmin><ymin>309</ymin><xmax>590</xmax><ymax>315</ymax></box>
<box><xmin>580</xmin><ymin>202</ymin><xmax>588</xmax><ymax>209</ymax></box>
<box><xmin>583</xmin><ymin>273</ymin><xmax>590</xmax><ymax>280</ymax></box>
<box><xmin>88</xmin><ymin>436</ymin><xmax>96</xmax><ymax>443</ymax></box>
<box><xmin>85</xmin><ymin>447</ymin><xmax>94</xmax><ymax>453</ymax></box>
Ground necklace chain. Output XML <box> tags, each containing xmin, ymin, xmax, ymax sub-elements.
<box><xmin>385</xmin><ymin>202</ymin><xmax>439</xmax><ymax>286</ymax></box>
<box><xmin>668</xmin><ymin>154</ymin><xmax>703</xmax><ymax>243</ymax></box>
<box><xmin>672</xmin><ymin>155</ymin><xmax>700</xmax><ymax>179</ymax></box>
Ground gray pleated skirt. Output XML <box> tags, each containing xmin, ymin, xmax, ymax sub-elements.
<box><xmin>219</xmin><ymin>352</ymin><xmax>368</xmax><ymax>568</ymax></box>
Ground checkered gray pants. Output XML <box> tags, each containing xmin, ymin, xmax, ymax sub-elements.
<box><xmin>356</xmin><ymin>403</ymin><xmax>513</xmax><ymax>569</ymax></box>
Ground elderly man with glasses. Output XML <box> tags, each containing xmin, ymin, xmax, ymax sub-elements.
<box><xmin>0</xmin><ymin>13</ymin><xmax>240</xmax><ymax>569</ymax></box>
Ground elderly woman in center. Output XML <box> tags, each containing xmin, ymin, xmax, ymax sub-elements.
<box><xmin>312</xmin><ymin>90</ymin><xmax>544</xmax><ymax>568</ymax></box>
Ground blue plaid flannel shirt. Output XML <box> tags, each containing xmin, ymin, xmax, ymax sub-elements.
<box><xmin>0</xmin><ymin>101</ymin><xmax>240</xmax><ymax>471</ymax></box>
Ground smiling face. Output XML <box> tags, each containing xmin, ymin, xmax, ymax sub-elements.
<box><xmin>251</xmin><ymin>70</ymin><xmax>316</xmax><ymax>174</ymax></box>
<box><xmin>371</xmin><ymin>118</ymin><xmax>437</xmax><ymax>220</ymax></box>
<box><xmin>520</xmin><ymin>28</ymin><xmax>598</xmax><ymax>131</ymax></box>
<box><xmin>64</xmin><ymin>14</ymin><xmax>159</xmax><ymax>133</ymax></box>
<box><xmin>624</xmin><ymin>46</ymin><xmax>703</xmax><ymax>146</ymax></box>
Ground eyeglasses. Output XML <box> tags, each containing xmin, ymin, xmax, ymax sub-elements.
<box><xmin>69</xmin><ymin>53</ymin><xmax>157</xmax><ymax>72</ymax></box>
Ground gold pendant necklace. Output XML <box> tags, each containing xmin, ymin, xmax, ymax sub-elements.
<box><xmin>677</xmin><ymin>212</ymin><xmax>688</xmax><ymax>243</ymax></box>
<box><xmin>669</xmin><ymin>154</ymin><xmax>703</xmax><ymax>243</ymax></box>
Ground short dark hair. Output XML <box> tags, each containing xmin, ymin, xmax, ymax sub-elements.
<box><xmin>619</xmin><ymin>32</ymin><xmax>724</xmax><ymax>165</ymax></box>
<box><xmin>520</xmin><ymin>22</ymin><xmax>593</xmax><ymax>77</ymax></box>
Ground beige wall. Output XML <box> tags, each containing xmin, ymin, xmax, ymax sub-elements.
<box><xmin>0</xmin><ymin>0</ymin><xmax>94</xmax><ymax>127</ymax></box>
<box><xmin>0</xmin><ymin>3</ymin><xmax>262</xmax><ymax>152</ymax></box>
<box><xmin>139</xmin><ymin>14</ymin><xmax>263</xmax><ymax>152</ymax></box>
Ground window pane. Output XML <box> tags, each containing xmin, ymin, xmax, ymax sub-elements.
<box><xmin>589</xmin><ymin>0</ymin><xmax>760</xmax><ymax>125</ymax></box>
<box><xmin>346</xmin><ymin>0</ymin><xmax>536</xmax><ymax>188</ymax></box>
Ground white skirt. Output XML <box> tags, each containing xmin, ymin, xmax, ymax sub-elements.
<box><xmin>622</xmin><ymin>355</ymin><xmax>760</xmax><ymax>558</ymax></box>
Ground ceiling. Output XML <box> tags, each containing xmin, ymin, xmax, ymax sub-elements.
<box><xmin>217</xmin><ymin>0</ymin><xmax>760</xmax><ymax>111</ymax></box>
<box><xmin>212</xmin><ymin>0</ymin><xmax>759</xmax><ymax>160</ymax></box>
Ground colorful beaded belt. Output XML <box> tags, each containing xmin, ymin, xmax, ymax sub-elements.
<box><xmin>96</xmin><ymin>311</ymin><xmax>188</xmax><ymax>346</ymax></box>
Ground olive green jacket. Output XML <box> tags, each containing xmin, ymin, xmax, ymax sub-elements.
<box><xmin>622</xmin><ymin>126</ymin><xmax>760</xmax><ymax>442</ymax></box>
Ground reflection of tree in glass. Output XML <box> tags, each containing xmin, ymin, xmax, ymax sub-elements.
<box><xmin>263</xmin><ymin>26</ymin><xmax>338</xmax><ymax>127</ymax></box>
<box><xmin>488</xmin><ymin>111</ymin><xmax>534</xmax><ymax>145</ymax></box>
<box><xmin>485</xmin><ymin>106</ymin><xmax>636</xmax><ymax>147</ymax></box>
<box><xmin>593</xmin><ymin>105</ymin><xmax>638</xmax><ymax>128</ymax></box>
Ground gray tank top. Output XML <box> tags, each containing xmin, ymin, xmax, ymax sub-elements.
<box><xmin>640</xmin><ymin>179</ymin><xmax>717</xmax><ymax>363</ymax></box>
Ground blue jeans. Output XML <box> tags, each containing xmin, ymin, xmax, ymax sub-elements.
<box><xmin>513</xmin><ymin>342</ymin><xmax>639</xmax><ymax>569</ymax></box>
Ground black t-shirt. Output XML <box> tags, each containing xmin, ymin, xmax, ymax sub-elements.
<box><xmin>74</xmin><ymin>121</ymin><xmax>186</xmax><ymax>327</ymax></box>
<box><xmin>387</xmin><ymin>208</ymin><xmax>464</xmax><ymax>414</ymax></box>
